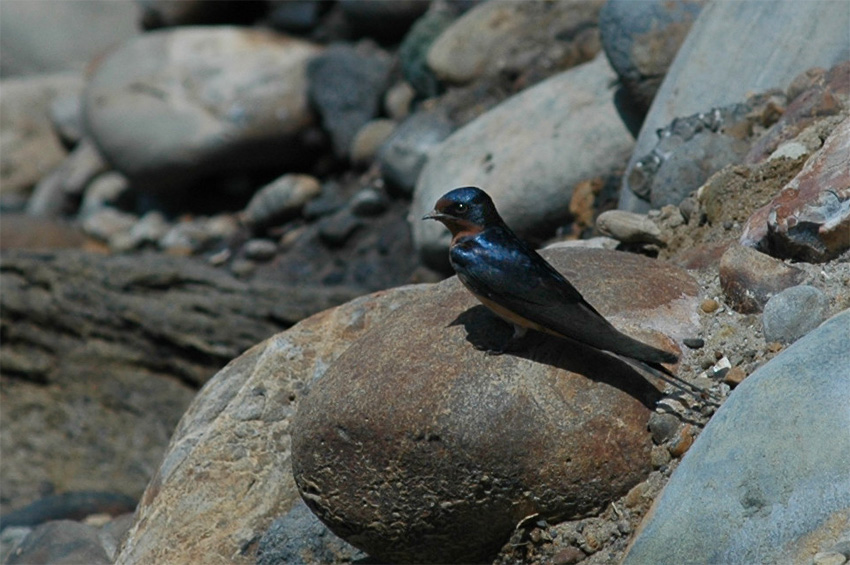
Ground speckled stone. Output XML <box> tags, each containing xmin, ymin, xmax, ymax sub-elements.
<box><xmin>762</xmin><ymin>285</ymin><xmax>830</xmax><ymax>344</ymax></box>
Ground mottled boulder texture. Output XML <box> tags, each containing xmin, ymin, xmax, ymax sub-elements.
<box><xmin>293</xmin><ymin>248</ymin><xmax>700</xmax><ymax>563</ymax></box>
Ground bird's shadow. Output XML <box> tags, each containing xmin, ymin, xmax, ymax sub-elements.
<box><xmin>449</xmin><ymin>305</ymin><xmax>663</xmax><ymax>410</ymax></box>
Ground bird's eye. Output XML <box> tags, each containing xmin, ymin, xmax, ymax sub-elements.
<box><xmin>454</xmin><ymin>203</ymin><xmax>467</xmax><ymax>214</ymax></box>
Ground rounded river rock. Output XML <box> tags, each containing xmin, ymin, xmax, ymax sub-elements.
<box><xmin>292</xmin><ymin>248</ymin><xmax>700</xmax><ymax>563</ymax></box>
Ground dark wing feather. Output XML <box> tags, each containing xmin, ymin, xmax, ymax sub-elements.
<box><xmin>451</xmin><ymin>227</ymin><xmax>677</xmax><ymax>364</ymax></box>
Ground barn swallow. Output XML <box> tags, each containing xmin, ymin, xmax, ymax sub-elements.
<box><xmin>423</xmin><ymin>186</ymin><xmax>684</xmax><ymax>378</ymax></box>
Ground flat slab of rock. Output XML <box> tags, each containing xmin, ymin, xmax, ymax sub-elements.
<box><xmin>0</xmin><ymin>250</ymin><xmax>361</xmax><ymax>515</ymax></box>
<box><xmin>292</xmin><ymin>248</ymin><xmax>700</xmax><ymax>563</ymax></box>
<box><xmin>625</xmin><ymin>309</ymin><xmax>850</xmax><ymax>564</ymax></box>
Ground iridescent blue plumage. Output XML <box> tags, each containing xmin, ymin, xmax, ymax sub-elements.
<box><xmin>423</xmin><ymin>186</ymin><xmax>678</xmax><ymax>366</ymax></box>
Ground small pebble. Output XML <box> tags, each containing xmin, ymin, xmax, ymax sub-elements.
<box><xmin>230</xmin><ymin>259</ymin><xmax>256</xmax><ymax>278</ymax></box>
<box><xmin>650</xmin><ymin>445</ymin><xmax>672</xmax><ymax>469</ymax></box>
<box><xmin>710</xmin><ymin>356</ymin><xmax>731</xmax><ymax>379</ymax></box>
<box><xmin>813</xmin><ymin>552</ymin><xmax>848</xmax><ymax>565</ymax></box>
<box><xmin>244</xmin><ymin>239</ymin><xmax>278</xmax><ymax>261</ymax></box>
<box><xmin>683</xmin><ymin>337</ymin><xmax>705</xmax><ymax>349</ymax></box>
<box><xmin>244</xmin><ymin>174</ymin><xmax>321</xmax><ymax>229</ymax></box>
<box><xmin>678</xmin><ymin>197</ymin><xmax>699</xmax><ymax>223</ymax></box>
<box><xmin>700</xmin><ymin>299</ymin><xmax>719</xmax><ymax>313</ymax></box>
<box><xmin>279</xmin><ymin>225</ymin><xmax>306</xmax><ymax>249</ymax></box>
<box><xmin>208</xmin><ymin>248</ymin><xmax>231</xmax><ymax>266</ymax></box>
<box><xmin>160</xmin><ymin>221</ymin><xmax>213</xmax><ymax>255</ymax></box>
<box><xmin>82</xmin><ymin>208</ymin><xmax>137</xmax><ymax>242</ymax></box>
<box><xmin>349</xmin><ymin>187</ymin><xmax>388</xmax><ymax>217</ymax></box>
<box><xmin>624</xmin><ymin>481</ymin><xmax>649</xmax><ymax>509</ymax></box>
<box><xmin>384</xmin><ymin>81</ymin><xmax>415</xmax><ymax>120</ymax></box>
<box><xmin>723</xmin><ymin>366</ymin><xmax>747</xmax><ymax>387</ymax></box>
<box><xmin>350</xmin><ymin>120</ymin><xmax>396</xmax><ymax>167</ymax></box>
<box><xmin>596</xmin><ymin>210</ymin><xmax>664</xmax><ymax>245</ymax></box>
<box><xmin>551</xmin><ymin>546</ymin><xmax>586</xmax><ymax>565</ymax></box>
<box><xmin>319</xmin><ymin>212</ymin><xmax>364</xmax><ymax>247</ymax></box>
<box><xmin>648</xmin><ymin>412</ymin><xmax>681</xmax><ymax>445</ymax></box>
<box><xmin>129</xmin><ymin>211</ymin><xmax>170</xmax><ymax>246</ymax></box>
<box><xmin>668</xmin><ymin>424</ymin><xmax>695</xmax><ymax>458</ymax></box>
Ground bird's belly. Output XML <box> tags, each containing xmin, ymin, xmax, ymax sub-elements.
<box><xmin>458</xmin><ymin>278</ymin><xmax>565</xmax><ymax>339</ymax></box>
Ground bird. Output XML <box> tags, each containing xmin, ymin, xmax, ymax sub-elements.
<box><xmin>422</xmin><ymin>186</ymin><xmax>705</xmax><ymax>396</ymax></box>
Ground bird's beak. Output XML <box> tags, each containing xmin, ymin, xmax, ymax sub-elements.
<box><xmin>422</xmin><ymin>210</ymin><xmax>446</xmax><ymax>221</ymax></box>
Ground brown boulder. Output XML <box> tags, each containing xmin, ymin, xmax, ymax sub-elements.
<box><xmin>292</xmin><ymin>248</ymin><xmax>700</xmax><ymax>563</ymax></box>
<box><xmin>719</xmin><ymin>244</ymin><xmax>805</xmax><ymax>313</ymax></box>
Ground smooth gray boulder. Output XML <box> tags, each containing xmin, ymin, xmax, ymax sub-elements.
<box><xmin>625</xmin><ymin>309</ymin><xmax>850</xmax><ymax>564</ymax></box>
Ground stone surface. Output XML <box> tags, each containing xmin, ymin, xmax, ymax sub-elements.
<box><xmin>426</xmin><ymin>0</ymin><xmax>603</xmax><ymax>85</ymax></box>
<box><xmin>49</xmin><ymin>90</ymin><xmax>85</xmax><ymax>146</ymax></box>
<box><xmin>349</xmin><ymin>119</ymin><xmax>396</xmax><ymax>167</ymax></box>
<box><xmin>252</xmin><ymin>196</ymin><xmax>420</xmax><ymax>292</ymax></box>
<box><xmin>599</xmin><ymin>0</ymin><xmax>705</xmax><ymax>113</ymax></box>
<box><xmin>0</xmin><ymin>527</ymin><xmax>30</xmax><ymax>564</ymax></box>
<box><xmin>0</xmin><ymin>491</ymin><xmax>136</xmax><ymax>531</ymax></box>
<box><xmin>6</xmin><ymin>520</ymin><xmax>111</xmax><ymax>565</ymax></box>
<box><xmin>596</xmin><ymin>210</ymin><xmax>664</xmax><ymax>245</ymax></box>
<box><xmin>114</xmin><ymin>286</ymin><xmax>423</xmax><ymax>565</ymax></box>
<box><xmin>0</xmin><ymin>250</ymin><xmax>362</xmax><ymax>514</ymax></box>
<box><xmin>411</xmin><ymin>54</ymin><xmax>635</xmax><ymax>270</ymax></box>
<box><xmin>84</xmin><ymin>27</ymin><xmax>321</xmax><ymax>192</ymax></box>
<box><xmin>398</xmin><ymin>3</ymin><xmax>457</xmax><ymax>99</ymax></box>
<box><xmin>0</xmin><ymin>73</ymin><xmax>83</xmax><ymax>196</ymax></box>
<box><xmin>292</xmin><ymin>248</ymin><xmax>701</xmax><ymax>563</ymax></box>
<box><xmin>619</xmin><ymin>0</ymin><xmax>850</xmax><ymax>212</ymax></box>
<box><xmin>307</xmin><ymin>43</ymin><xmax>392</xmax><ymax>158</ymax></box>
<box><xmin>377</xmin><ymin>109</ymin><xmax>456</xmax><ymax>195</ymax></box>
<box><xmin>78</xmin><ymin>172</ymin><xmax>132</xmax><ymax>220</ymax></box>
<box><xmin>384</xmin><ymin>81</ymin><xmax>415</xmax><ymax>121</ymax></box>
<box><xmin>0</xmin><ymin>215</ymin><xmax>87</xmax><ymax>251</ymax></box>
<box><xmin>256</xmin><ymin>500</ymin><xmax>366</xmax><ymax>565</ymax></box>
<box><xmin>243</xmin><ymin>174</ymin><xmax>322</xmax><ymax>230</ymax></box>
<box><xmin>0</xmin><ymin>1</ymin><xmax>139</xmax><ymax>76</ymax></box>
<box><xmin>625</xmin><ymin>310</ymin><xmax>850</xmax><ymax>564</ymax></box>
<box><xmin>762</xmin><ymin>285</ymin><xmax>830</xmax><ymax>345</ymax></box>
<box><xmin>719</xmin><ymin>244</ymin><xmax>805</xmax><ymax>314</ymax></box>
<box><xmin>26</xmin><ymin>139</ymin><xmax>109</xmax><ymax>217</ymax></box>
<box><xmin>266</xmin><ymin>0</ymin><xmax>325</xmax><ymax>35</ymax></box>
<box><xmin>745</xmin><ymin>61</ymin><xmax>850</xmax><ymax>164</ymax></box>
<box><xmin>625</xmin><ymin>96</ymin><xmax>780</xmax><ymax>209</ymax></box>
<box><xmin>741</xmin><ymin>115</ymin><xmax>850</xmax><ymax>262</ymax></box>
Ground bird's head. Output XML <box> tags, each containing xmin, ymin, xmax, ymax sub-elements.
<box><xmin>422</xmin><ymin>186</ymin><xmax>504</xmax><ymax>237</ymax></box>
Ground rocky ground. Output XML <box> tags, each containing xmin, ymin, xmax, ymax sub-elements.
<box><xmin>1</xmin><ymin>1</ymin><xmax>849</xmax><ymax>564</ymax></box>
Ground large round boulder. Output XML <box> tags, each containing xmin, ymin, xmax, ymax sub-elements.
<box><xmin>292</xmin><ymin>248</ymin><xmax>700</xmax><ymax>563</ymax></box>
